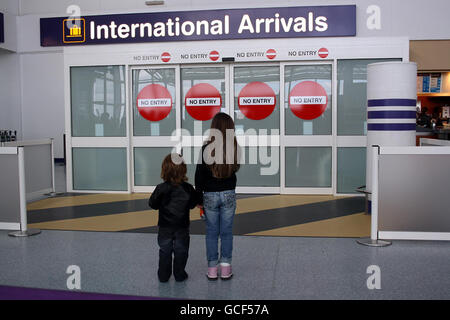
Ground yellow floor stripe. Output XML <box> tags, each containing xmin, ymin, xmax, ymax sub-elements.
<box><xmin>247</xmin><ymin>213</ymin><xmax>370</xmax><ymax>238</ymax></box>
<box><xmin>27</xmin><ymin>193</ymin><xmax>150</xmax><ymax>211</ymax></box>
<box><xmin>28</xmin><ymin>208</ymin><xmax>204</xmax><ymax>232</ymax></box>
<box><xmin>235</xmin><ymin>194</ymin><xmax>345</xmax><ymax>214</ymax></box>
<box><xmin>29</xmin><ymin>193</ymin><xmax>342</xmax><ymax>212</ymax></box>
<box><xmin>28</xmin><ymin>194</ymin><xmax>348</xmax><ymax>232</ymax></box>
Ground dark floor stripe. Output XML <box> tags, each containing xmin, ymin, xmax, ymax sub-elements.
<box><xmin>0</xmin><ymin>285</ymin><xmax>169</xmax><ymax>300</ymax></box>
<box><xmin>49</xmin><ymin>192</ymin><xmax>92</xmax><ymax>198</ymax></box>
<box><xmin>27</xmin><ymin>194</ymin><xmax>275</xmax><ymax>224</ymax></box>
<box><xmin>27</xmin><ymin>199</ymin><xmax>151</xmax><ymax>223</ymax></box>
<box><xmin>235</xmin><ymin>194</ymin><xmax>275</xmax><ymax>199</ymax></box>
<box><xmin>121</xmin><ymin>197</ymin><xmax>365</xmax><ymax>235</ymax></box>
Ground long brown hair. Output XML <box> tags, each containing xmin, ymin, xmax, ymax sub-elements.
<box><xmin>161</xmin><ymin>153</ymin><xmax>187</xmax><ymax>185</ymax></box>
<box><xmin>205</xmin><ymin>112</ymin><xmax>240</xmax><ymax>179</ymax></box>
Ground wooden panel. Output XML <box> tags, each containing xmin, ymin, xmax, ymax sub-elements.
<box><xmin>410</xmin><ymin>40</ymin><xmax>450</xmax><ymax>71</ymax></box>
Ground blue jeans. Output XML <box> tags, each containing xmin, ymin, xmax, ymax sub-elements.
<box><xmin>203</xmin><ymin>190</ymin><xmax>236</xmax><ymax>267</ymax></box>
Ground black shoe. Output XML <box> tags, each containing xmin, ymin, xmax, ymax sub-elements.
<box><xmin>159</xmin><ymin>277</ymin><xmax>170</xmax><ymax>283</ymax></box>
<box><xmin>175</xmin><ymin>272</ymin><xmax>188</xmax><ymax>282</ymax></box>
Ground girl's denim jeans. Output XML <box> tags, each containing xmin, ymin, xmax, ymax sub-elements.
<box><xmin>203</xmin><ymin>190</ymin><xmax>236</xmax><ymax>267</ymax></box>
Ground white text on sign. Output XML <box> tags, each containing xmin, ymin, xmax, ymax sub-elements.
<box><xmin>138</xmin><ymin>98</ymin><xmax>171</xmax><ymax>107</ymax></box>
<box><xmin>239</xmin><ymin>97</ymin><xmax>275</xmax><ymax>105</ymax></box>
<box><xmin>186</xmin><ymin>98</ymin><xmax>221</xmax><ymax>106</ymax></box>
<box><xmin>290</xmin><ymin>96</ymin><xmax>326</xmax><ymax>104</ymax></box>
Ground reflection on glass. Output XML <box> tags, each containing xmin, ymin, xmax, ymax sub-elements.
<box><xmin>337</xmin><ymin>147</ymin><xmax>366</xmax><ymax>194</ymax></box>
<box><xmin>236</xmin><ymin>147</ymin><xmax>280</xmax><ymax>187</ymax></box>
<box><xmin>285</xmin><ymin>147</ymin><xmax>332</xmax><ymax>187</ymax></box>
<box><xmin>133</xmin><ymin>69</ymin><xmax>176</xmax><ymax>136</ymax></box>
<box><xmin>134</xmin><ymin>147</ymin><xmax>172</xmax><ymax>186</ymax></box>
<box><xmin>71</xmin><ymin>66</ymin><xmax>126</xmax><ymax>137</ymax></box>
<box><xmin>182</xmin><ymin>146</ymin><xmax>203</xmax><ymax>184</ymax></box>
<box><xmin>284</xmin><ymin>65</ymin><xmax>332</xmax><ymax>135</ymax></box>
<box><xmin>181</xmin><ymin>67</ymin><xmax>226</xmax><ymax>135</ymax></box>
<box><xmin>337</xmin><ymin>58</ymin><xmax>401</xmax><ymax>136</ymax></box>
<box><xmin>234</xmin><ymin>66</ymin><xmax>280</xmax><ymax>134</ymax></box>
<box><xmin>72</xmin><ymin>147</ymin><xmax>127</xmax><ymax>191</ymax></box>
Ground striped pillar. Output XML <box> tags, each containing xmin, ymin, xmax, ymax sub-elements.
<box><xmin>366</xmin><ymin>62</ymin><xmax>417</xmax><ymax>211</ymax></box>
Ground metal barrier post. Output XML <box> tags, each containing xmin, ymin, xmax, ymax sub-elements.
<box><xmin>357</xmin><ymin>146</ymin><xmax>391</xmax><ymax>247</ymax></box>
<box><xmin>45</xmin><ymin>138</ymin><xmax>64</xmax><ymax>197</ymax></box>
<box><xmin>47</xmin><ymin>138</ymin><xmax>57</xmax><ymax>196</ymax></box>
<box><xmin>9</xmin><ymin>147</ymin><xmax>41</xmax><ymax>237</ymax></box>
<box><xmin>355</xmin><ymin>185</ymin><xmax>370</xmax><ymax>215</ymax></box>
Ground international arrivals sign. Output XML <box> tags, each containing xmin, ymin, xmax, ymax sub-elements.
<box><xmin>40</xmin><ymin>5</ymin><xmax>356</xmax><ymax>46</ymax></box>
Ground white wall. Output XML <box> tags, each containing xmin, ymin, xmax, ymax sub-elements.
<box><xmin>0</xmin><ymin>0</ymin><xmax>18</xmax><ymax>15</ymax></box>
<box><xmin>0</xmin><ymin>1</ymin><xmax>19</xmax><ymax>143</ymax></box>
<box><xmin>20</xmin><ymin>52</ymin><xmax>64</xmax><ymax>157</ymax></box>
<box><xmin>0</xmin><ymin>49</ymin><xmax>21</xmax><ymax>135</ymax></box>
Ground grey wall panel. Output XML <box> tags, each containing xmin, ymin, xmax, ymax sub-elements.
<box><xmin>24</xmin><ymin>144</ymin><xmax>52</xmax><ymax>194</ymax></box>
<box><xmin>378</xmin><ymin>154</ymin><xmax>450</xmax><ymax>233</ymax></box>
<box><xmin>0</xmin><ymin>154</ymin><xmax>21</xmax><ymax>223</ymax></box>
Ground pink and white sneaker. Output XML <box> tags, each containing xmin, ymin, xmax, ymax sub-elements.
<box><xmin>207</xmin><ymin>266</ymin><xmax>218</xmax><ymax>280</ymax></box>
<box><xmin>219</xmin><ymin>263</ymin><xmax>233</xmax><ymax>280</ymax></box>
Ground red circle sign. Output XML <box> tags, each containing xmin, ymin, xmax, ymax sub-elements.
<box><xmin>289</xmin><ymin>81</ymin><xmax>328</xmax><ymax>120</ymax></box>
<box><xmin>238</xmin><ymin>82</ymin><xmax>276</xmax><ymax>120</ymax></box>
<box><xmin>161</xmin><ymin>52</ymin><xmax>171</xmax><ymax>62</ymax></box>
<box><xmin>209</xmin><ymin>50</ymin><xmax>220</xmax><ymax>61</ymax></box>
<box><xmin>266</xmin><ymin>49</ymin><xmax>277</xmax><ymax>60</ymax></box>
<box><xmin>185</xmin><ymin>83</ymin><xmax>222</xmax><ymax>121</ymax></box>
<box><xmin>318</xmin><ymin>48</ymin><xmax>329</xmax><ymax>59</ymax></box>
<box><xmin>136</xmin><ymin>84</ymin><xmax>173</xmax><ymax>122</ymax></box>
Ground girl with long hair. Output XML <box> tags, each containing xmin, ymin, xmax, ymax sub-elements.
<box><xmin>195</xmin><ymin>112</ymin><xmax>240</xmax><ymax>280</ymax></box>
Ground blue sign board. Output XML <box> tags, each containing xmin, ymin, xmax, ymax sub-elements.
<box><xmin>0</xmin><ymin>13</ymin><xmax>4</xmax><ymax>43</ymax></box>
<box><xmin>40</xmin><ymin>5</ymin><xmax>356</xmax><ymax>46</ymax></box>
<box><xmin>430</xmin><ymin>73</ymin><xmax>441</xmax><ymax>93</ymax></box>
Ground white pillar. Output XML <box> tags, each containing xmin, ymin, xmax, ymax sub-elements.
<box><xmin>366</xmin><ymin>62</ymin><xmax>417</xmax><ymax>202</ymax></box>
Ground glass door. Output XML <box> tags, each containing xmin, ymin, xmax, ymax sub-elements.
<box><xmin>69</xmin><ymin>65</ymin><xmax>128</xmax><ymax>192</ymax></box>
<box><xmin>131</xmin><ymin>66</ymin><xmax>179</xmax><ymax>192</ymax></box>
<box><xmin>281</xmin><ymin>63</ymin><xmax>333</xmax><ymax>194</ymax></box>
<box><xmin>129</xmin><ymin>62</ymin><xmax>331</xmax><ymax>194</ymax></box>
<box><xmin>232</xmin><ymin>64</ymin><xmax>281</xmax><ymax>193</ymax></box>
<box><xmin>130</xmin><ymin>65</ymin><xmax>230</xmax><ymax>191</ymax></box>
<box><xmin>180</xmin><ymin>66</ymin><xmax>229</xmax><ymax>183</ymax></box>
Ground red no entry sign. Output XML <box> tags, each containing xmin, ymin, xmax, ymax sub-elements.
<box><xmin>185</xmin><ymin>83</ymin><xmax>222</xmax><ymax>121</ymax></box>
<box><xmin>266</xmin><ymin>49</ymin><xmax>277</xmax><ymax>60</ymax></box>
<box><xmin>209</xmin><ymin>50</ymin><xmax>220</xmax><ymax>61</ymax></box>
<box><xmin>318</xmin><ymin>48</ymin><xmax>329</xmax><ymax>59</ymax></box>
<box><xmin>289</xmin><ymin>81</ymin><xmax>328</xmax><ymax>120</ymax></box>
<box><xmin>136</xmin><ymin>84</ymin><xmax>173</xmax><ymax>122</ymax></box>
<box><xmin>161</xmin><ymin>52</ymin><xmax>171</xmax><ymax>62</ymax></box>
<box><xmin>238</xmin><ymin>82</ymin><xmax>276</xmax><ymax>120</ymax></box>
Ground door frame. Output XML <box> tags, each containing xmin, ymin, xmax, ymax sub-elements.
<box><xmin>280</xmin><ymin>60</ymin><xmax>335</xmax><ymax>195</ymax></box>
<box><xmin>229</xmin><ymin>62</ymin><xmax>281</xmax><ymax>194</ymax></box>
<box><xmin>129</xmin><ymin>65</ymin><xmax>181</xmax><ymax>193</ymax></box>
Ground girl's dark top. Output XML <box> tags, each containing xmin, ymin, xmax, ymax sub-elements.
<box><xmin>148</xmin><ymin>181</ymin><xmax>199</xmax><ymax>228</ymax></box>
<box><xmin>195</xmin><ymin>145</ymin><xmax>237</xmax><ymax>205</ymax></box>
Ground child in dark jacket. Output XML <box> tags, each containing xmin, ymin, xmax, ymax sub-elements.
<box><xmin>149</xmin><ymin>153</ymin><xmax>199</xmax><ymax>282</ymax></box>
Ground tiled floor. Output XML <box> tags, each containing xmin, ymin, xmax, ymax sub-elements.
<box><xmin>0</xmin><ymin>229</ymin><xmax>449</xmax><ymax>299</ymax></box>
<box><xmin>25</xmin><ymin>164</ymin><xmax>369</xmax><ymax>237</ymax></box>
<box><xmin>1</xmin><ymin>163</ymin><xmax>448</xmax><ymax>300</ymax></box>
